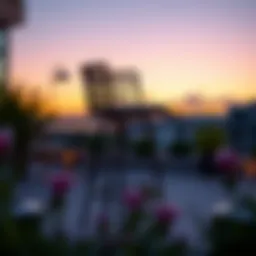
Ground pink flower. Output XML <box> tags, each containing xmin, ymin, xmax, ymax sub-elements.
<box><xmin>155</xmin><ymin>205</ymin><xmax>179</xmax><ymax>224</ymax></box>
<box><xmin>97</xmin><ymin>213</ymin><xmax>109</xmax><ymax>232</ymax></box>
<box><xmin>77</xmin><ymin>152</ymin><xmax>85</xmax><ymax>163</ymax></box>
<box><xmin>120</xmin><ymin>233</ymin><xmax>134</xmax><ymax>245</ymax></box>
<box><xmin>97</xmin><ymin>213</ymin><xmax>108</xmax><ymax>225</ymax></box>
<box><xmin>123</xmin><ymin>189</ymin><xmax>143</xmax><ymax>211</ymax></box>
<box><xmin>215</xmin><ymin>147</ymin><xmax>240</xmax><ymax>173</ymax></box>
<box><xmin>50</xmin><ymin>172</ymin><xmax>73</xmax><ymax>196</ymax></box>
<box><xmin>140</xmin><ymin>184</ymin><xmax>157</xmax><ymax>201</ymax></box>
<box><xmin>0</xmin><ymin>132</ymin><xmax>12</xmax><ymax>155</ymax></box>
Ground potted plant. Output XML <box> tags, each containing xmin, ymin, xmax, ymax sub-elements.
<box><xmin>208</xmin><ymin>196</ymin><xmax>256</xmax><ymax>256</ymax></box>
<box><xmin>214</xmin><ymin>147</ymin><xmax>241</xmax><ymax>196</ymax></box>
<box><xmin>1</xmin><ymin>183</ymin><xmax>188</xmax><ymax>255</ymax></box>
<box><xmin>0</xmin><ymin>86</ymin><xmax>54</xmax><ymax>181</ymax></box>
<box><xmin>133</xmin><ymin>136</ymin><xmax>156</xmax><ymax>159</ymax></box>
<box><xmin>75</xmin><ymin>186</ymin><xmax>187</xmax><ymax>256</ymax></box>
<box><xmin>195</xmin><ymin>125</ymin><xmax>226</xmax><ymax>175</ymax></box>
<box><xmin>168</xmin><ymin>140</ymin><xmax>192</xmax><ymax>158</ymax></box>
<box><xmin>47</xmin><ymin>170</ymin><xmax>75</xmax><ymax>237</ymax></box>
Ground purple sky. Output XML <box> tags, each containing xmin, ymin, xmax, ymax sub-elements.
<box><xmin>11</xmin><ymin>0</ymin><xmax>256</xmax><ymax>114</ymax></box>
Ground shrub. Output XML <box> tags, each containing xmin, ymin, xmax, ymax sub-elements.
<box><xmin>214</xmin><ymin>147</ymin><xmax>241</xmax><ymax>192</ymax></box>
<box><xmin>208</xmin><ymin>196</ymin><xmax>256</xmax><ymax>256</ymax></box>
<box><xmin>87</xmin><ymin>134</ymin><xmax>107</xmax><ymax>155</ymax></box>
<box><xmin>168</xmin><ymin>140</ymin><xmax>192</xmax><ymax>157</ymax></box>
<box><xmin>195</xmin><ymin>125</ymin><xmax>226</xmax><ymax>154</ymax></box>
<box><xmin>1</xmin><ymin>185</ymin><xmax>188</xmax><ymax>256</ymax></box>
<box><xmin>133</xmin><ymin>137</ymin><xmax>156</xmax><ymax>158</ymax></box>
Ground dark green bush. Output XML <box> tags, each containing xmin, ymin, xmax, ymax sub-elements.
<box><xmin>208</xmin><ymin>196</ymin><xmax>256</xmax><ymax>256</ymax></box>
<box><xmin>133</xmin><ymin>137</ymin><xmax>156</xmax><ymax>158</ymax></box>
<box><xmin>195</xmin><ymin>125</ymin><xmax>226</xmax><ymax>154</ymax></box>
<box><xmin>87</xmin><ymin>134</ymin><xmax>107</xmax><ymax>155</ymax></box>
<box><xmin>208</xmin><ymin>216</ymin><xmax>256</xmax><ymax>256</ymax></box>
<box><xmin>0</xmin><ymin>182</ymin><xmax>188</xmax><ymax>256</ymax></box>
<box><xmin>168</xmin><ymin>140</ymin><xmax>192</xmax><ymax>157</ymax></box>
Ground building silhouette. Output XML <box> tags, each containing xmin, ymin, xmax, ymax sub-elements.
<box><xmin>0</xmin><ymin>0</ymin><xmax>24</xmax><ymax>86</ymax></box>
<box><xmin>80</xmin><ymin>61</ymin><xmax>115</xmax><ymax>114</ymax></box>
<box><xmin>227</xmin><ymin>103</ymin><xmax>256</xmax><ymax>154</ymax></box>
<box><xmin>80</xmin><ymin>59</ymin><xmax>171</xmax><ymax>151</ymax></box>
<box><xmin>113</xmin><ymin>68</ymin><xmax>144</xmax><ymax>106</ymax></box>
<box><xmin>80</xmin><ymin>61</ymin><xmax>145</xmax><ymax>115</ymax></box>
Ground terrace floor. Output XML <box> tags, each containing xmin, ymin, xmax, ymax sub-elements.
<box><xmin>13</xmin><ymin>165</ymin><xmax>256</xmax><ymax>248</ymax></box>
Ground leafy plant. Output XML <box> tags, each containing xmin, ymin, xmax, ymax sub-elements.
<box><xmin>0</xmin><ymin>218</ymin><xmax>71</xmax><ymax>256</ymax></box>
<box><xmin>168</xmin><ymin>140</ymin><xmax>192</xmax><ymax>157</ymax></box>
<box><xmin>195</xmin><ymin>125</ymin><xmax>226</xmax><ymax>154</ymax></box>
<box><xmin>241</xmin><ymin>196</ymin><xmax>256</xmax><ymax>219</ymax></box>
<box><xmin>208</xmin><ymin>216</ymin><xmax>256</xmax><ymax>256</ymax></box>
<box><xmin>195</xmin><ymin>125</ymin><xmax>226</xmax><ymax>175</ymax></box>
<box><xmin>250</xmin><ymin>145</ymin><xmax>256</xmax><ymax>158</ymax></box>
<box><xmin>0</xmin><ymin>86</ymin><xmax>54</xmax><ymax>181</ymax></box>
<box><xmin>133</xmin><ymin>137</ymin><xmax>156</xmax><ymax>158</ymax></box>
<box><xmin>1</xmin><ymin>185</ymin><xmax>188</xmax><ymax>256</ymax></box>
<box><xmin>87</xmin><ymin>134</ymin><xmax>107</xmax><ymax>155</ymax></box>
<box><xmin>208</xmin><ymin>196</ymin><xmax>256</xmax><ymax>256</ymax></box>
<box><xmin>80</xmin><ymin>187</ymin><xmax>188</xmax><ymax>256</ymax></box>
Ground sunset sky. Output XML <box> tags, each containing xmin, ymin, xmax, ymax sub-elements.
<box><xmin>11</xmin><ymin>0</ymin><xmax>256</xmax><ymax>115</ymax></box>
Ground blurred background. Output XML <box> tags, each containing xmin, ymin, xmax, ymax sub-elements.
<box><xmin>0</xmin><ymin>1</ymin><xmax>256</xmax><ymax>255</ymax></box>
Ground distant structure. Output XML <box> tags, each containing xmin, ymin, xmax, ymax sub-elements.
<box><xmin>0</xmin><ymin>0</ymin><xmax>25</xmax><ymax>86</ymax></box>
<box><xmin>226</xmin><ymin>103</ymin><xmax>256</xmax><ymax>154</ymax></box>
<box><xmin>80</xmin><ymin>61</ymin><xmax>145</xmax><ymax>114</ymax></box>
<box><xmin>176</xmin><ymin>115</ymin><xmax>226</xmax><ymax>143</ymax></box>
<box><xmin>80</xmin><ymin>60</ymin><xmax>170</xmax><ymax>123</ymax></box>
<box><xmin>113</xmin><ymin>68</ymin><xmax>144</xmax><ymax>106</ymax></box>
<box><xmin>81</xmin><ymin>61</ymin><xmax>115</xmax><ymax>114</ymax></box>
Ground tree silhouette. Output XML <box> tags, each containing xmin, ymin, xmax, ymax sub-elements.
<box><xmin>0</xmin><ymin>85</ymin><xmax>54</xmax><ymax>181</ymax></box>
<box><xmin>195</xmin><ymin>125</ymin><xmax>226</xmax><ymax>174</ymax></box>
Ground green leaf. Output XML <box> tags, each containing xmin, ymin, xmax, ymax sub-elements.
<box><xmin>87</xmin><ymin>135</ymin><xmax>106</xmax><ymax>154</ymax></box>
<box><xmin>133</xmin><ymin>138</ymin><xmax>156</xmax><ymax>158</ymax></box>
<box><xmin>74</xmin><ymin>240</ymin><xmax>96</xmax><ymax>256</ymax></box>
<box><xmin>0</xmin><ymin>85</ymin><xmax>54</xmax><ymax>181</ymax></box>
<box><xmin>159</xmin><ymin>240</ymin><xmax>188</xmax><ymax>256</ymax></box>
<box><xmin>195</xmin><ymin>125</ymin><xmax>226</xmax><ymax>153</ymax></box>
<box><xmin>121</xmin><ymin>209</ymin><xmax>144</xmax><ymax>234</ymax></box>
<box><xmin>119</xmin><ymin>241</ymin><xmax>149</xmax><ymax>256</ymax></box>
<box><xmin>168</xmin><ymin>140</ymin><xmax>192</xmax><ymax>157</ymax></box>
<box><xmin>241</xmin><ymin>196</ymin><xmax>256</xmax><ymax>219</ymax></box>
<box><xmin>208</xmin><ymin>216</ymin><xmax>256</xmax><ymax>255</ymax></box>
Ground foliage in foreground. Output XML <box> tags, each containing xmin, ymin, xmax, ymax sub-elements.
<box><xmin>2</xmin><ymin>182</ymin><xmax>255</xmax><ymax>256</ymax></box>
<box><xmin>132</xmin><ymin>137</ymin><xmax>156</xmax><ymax>158</ymax></box>
<box><xmin>195</xmin><ymin>125</ymin><xmax>226</xmax><ymax>153</ymax></box>
<box><xmin>168</xmin><ymin>140</ymin><xmax>192</xmax><ymax>157</ymax></box>
<box><xmin>208</xmin><ymin>196</ymin><xmax>256</xmax><ymax>256</ymax></box>
<box><xmin>0</xmin><ymin>184</ymin><xmax>187</xmax><ymax>256</ymax></box>
<box><xmin>0</xmin><ymin>85</ymin><xmax>54</xmax><ymax>180</ymax></box>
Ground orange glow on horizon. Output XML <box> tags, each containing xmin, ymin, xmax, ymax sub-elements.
<box><xmin>11</xmin><ymin>77</ymin><xmax>256</xmax><ymax>117</ymax></box>
<box><xmin>10</xmin><ymin>1</ymin><xmax>255</xmax><ymax>117</ymax></box>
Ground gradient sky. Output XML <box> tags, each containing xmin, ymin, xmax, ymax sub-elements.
<box><xmin>11</xmin><ymin>0</ymin><xmax>256</xmax><ymax>115</ymax></box>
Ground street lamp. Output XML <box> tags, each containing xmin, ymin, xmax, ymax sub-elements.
<box><xmin>0</xmin><ymin>0</ymin><xmax>25</xmax><ymax>87</ymax></box>
<box><xmin>51</xmin><ymin>66</ymin><xmax>70</xmax><ymax>114</ymax></box>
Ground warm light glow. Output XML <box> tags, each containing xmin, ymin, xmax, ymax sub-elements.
<box><xmin>62</xmin><ymin>150</ymin><xmax>78</xmax><ymax>167</ymax></box>
<box><xmin>243</xmin><ymin>158</ymin><xmax>256</xmax><ymax>178</ymax></box>
<box><xmin>10</xmin><ymin>1</ymin><xmax>255</xmax><ymax>115</ymax></box>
